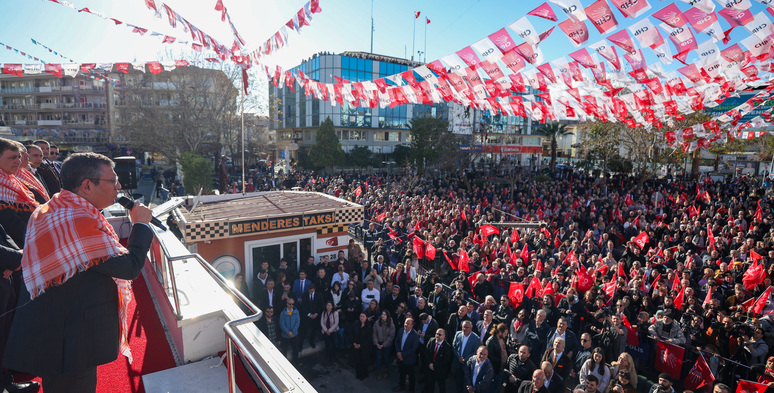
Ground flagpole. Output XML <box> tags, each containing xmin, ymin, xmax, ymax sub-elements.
<box><xmin>424</xmin><ymin>17</ymin><xmax>427</xmax><ymax>63</ymax></box>
<box><xmin>370</xmin><ymin>0</ymin><xmax>374</xmax><ymax>53</ymax></box>
<box><xmin>412</xmin><ymin>12</ymin><xmax>416</xmax><ymax>61</ymax></box>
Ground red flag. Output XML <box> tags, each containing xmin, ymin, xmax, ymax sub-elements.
<box><xmin>674</xmin><ymin>285</ymin><xmax>685</xmax><ymax>310</ymax></box>
<box><xmin>617</xmin><ymin>262</ymin><xmax>626</xmax><ymax>279</ymax></box>
<box><xmin>632</xmin><ymin>232</ymin><xmax>649</xmax><ymax>249</ymax></box>
<box><xmin>459</xmin><ymin>250</ymin><xmax>470</xmax><ymax>272</ymax></box>
<box><xmin>508</xmin><ymin>282</ymin><xmax>525</xmax><ymax>308</ymax></box>
<box><xmin>468</xmin><ymin>272</ymin><xmax>481</xmax><ymax>289</ymax></box>
<box><xmin>425</xmin><ymin>242</ymin><xmax>437</xmax><ymax>261</ymax></box>
<box><xmin>654</xmin><ymin>339</ymin><xmax>685</xmax><ymax>380</ymax></box>
<box><xmin>480</xmin><ymin>224</ymin><xmax>499</xmax><ymax>237</ymax></box>
<box><xmin>554</xmin><ymin>236</ymin><xmax>561</xmax><ymax>248</ymax></box>
<box><xmin>736</xmin><ymin>379</ymin><xmax>768</xmax><ymax>393</ymax></box>
<box><xmin>376</xmin><ymin>212</ymin><xmax>387</xmax><ymax>222</ymax></box>
<box><xmin>741</xmin><ymin>297</ymin><xmax>756</xmax><ymax>313</ymax></box>
<box><xmin>576</xmin><ymin>270</ymin><xmax>593</xmax><ymax>293</ymax></box>
<box><xmin>743</xmin><ymin>261</ymin><xmax>765</xmax><ymax>290</ymax></box>
<box><xmin>603</xmin><ymin>280</ymin><xmax>616</xmax><ymax>301</ymax></box>
<box><xmin>525</xmin><ymin>276</ymin><xmax>543</xmax><ymax>298</ymax></box>
<box><xmin>672</xmin><ymin>273</ymin><xmax>681</xmax><ymax>292</ymax></box>
<box><xmin>704</xmin><ymin>287</ymin><xmax>713</xmax><ymax>305</ymax></box>
<box><xmin>755</xmin><ymin>199</ymin><xmax>763</xmax><ymax>221</ymax></box>
<box><xmin>473</xmin><ymin>234</ymin><xmax>484</xmax><ymax>247</ymax></box>
<box><xmin>355</xmin><ymin>186</ymin><xmax>362</xmax><ymax>197</ymax></box>
<box><xmin>707</xmin><ymin>224</ymin><xmax>716</xmax><ymax>248</ymax></box>
<box><xmin>520</xmin><ymin>244</ymin><xmax>530</xmax><ymax>262</ymax></box>
<box><xmin>621</xmin><ymin>314</ymin><xmax>639</xmax><ymax>346</ymax></box>
<box><xmin>625</xmin><ymin>194</ymin><xmax>634</xmax><ymax>206</ymax></box>
<box><xmin>751</xmin><ymin>250</ymin><xmax>763</xmax><ymax>262</ymax></box>
<box><xmin>510</xmin><ymin>229</ymin><xmax>520</xmax><ymax>244</ymax></box>
<box><xmin>684</xmin><ymin>355</ymin><xmax>714</xmax><ymax>391</ymax></box>
<box><xmin>566</xmin><ymin>250</ymin><xmax>578</xmax><ymax>266</ymax></box>
<box><xmin>460</xmin><ymin>208</ymin><xmax>467</xmax><ymax>221</ymax></box>
<box><xmin>528</xmin><ymin>2</ymin><xmax>558</xmax><ymax>21</ymax></box>
<box><xmin>426</xmin><ymin>17</ymin><xmax>430</xmax><ymax>24</ymax></box>
<box><xmin>413</xmin><ymin>236</ymin><xmax>425</xmax><ymax>259</ymax></box>
<box><xmin>754</xmin><ymin>286</ymin><xmax>772</xmax><ymax>315</ymax></box>
<box><xmin>535</xmin><ymin>259</ymin><xmax>544</xmax><ymax>273</ymax></box>
<box><xmin>147</xmin><ymin>61</ymin><xmax>163</xmax><ymax>74</ymax></box>
<box><xmin>443</xmin><ymin>250</ymin><xmax>457</xmax><ymax>270</ymax></box>
<box><xmin>414</xmin><ymin>11</ymin><xmax>420</xmax><ymax>19</ymax></box>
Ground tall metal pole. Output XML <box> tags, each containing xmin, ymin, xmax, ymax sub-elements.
<box><xmin>371</xmin><ymin>0</ymin><xmax>374</xmax><ymax>53</ymax></box>
<box><xmin>424</xmin><ymin>16</ymin><xmax>427</xmax><ymax>63</ymax></box>
<box><xmin>241</xmin><ymin>84</ymin><xmax>245</xmax><ymax>194</ymax></box>
<box><xmin>412</xmin><ymin>13</ymin><xmax>416</xmax><ymax>61</ymax></box>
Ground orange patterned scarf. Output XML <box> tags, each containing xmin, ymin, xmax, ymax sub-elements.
<box><xmin>22</xmin><ymin>190</ymin><xmax>134</xmax><ymax>362</ymax></box>
<box><xmin>0</xmin><ymin>169</ymin><xmax>38</xmax><ymax>213</ymax></box>
<box><xmin>16</xmin><ymin>168</ymin><xmax>50</xmax><ymax>201</ymax></box>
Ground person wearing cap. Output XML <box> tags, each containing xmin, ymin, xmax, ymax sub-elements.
<box><xmin>647</xmin><ymin>309</ymin><xmax>685</xmax><ymax>345</ymax></box>
<box><xmin>647</xmin><ymin>373</ymin><xmax>674</xmax><ymax>393</ymax></box>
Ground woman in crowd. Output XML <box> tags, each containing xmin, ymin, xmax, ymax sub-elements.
<box><xmin>320</xmin><ymin>301</ymin><xmax>339</xmax><ymax>362</ymax></box>
<box><xmin>352</xmin><ymin>313</ymin><xmax>373</xmax><ymax>380</ymax></box>
<box><xmin>330</xmin><ymin>281</ymin><xmax>344</xmax><ymax>310</ymax></box>
<box><xmin>372</xmin><ymin>311</ymin><xmax>395</xmax><ymax>380</ymax></box>
<box><xmin>579</xmin><ymin>347</ymin><xmax>611</xmax><ymax>393</ymax></box>
<box><xmin>607</xmin><ymin>353</ymin><xmax>637</xmax><ymax>392</ymax></box>
<box><xmin>365</xmin><ymin>299</ymin><xmax>380</xmax><ymax>325</ymax></box>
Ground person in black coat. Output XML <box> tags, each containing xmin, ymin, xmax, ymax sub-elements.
<box><xmin>300</xmin><ymin>284</ymin><xmax>325</xmax><ymax>348</ymax></box>
<box><xmin>257</xmin><ymin>279</ymin><xmax>282</xmax><ymax>312</ymax></box>
<box><xmin>352</xmin><ymin>313</ymin><xmax>373</xmax><ymax>380</ymax></box>
<box><xmin>256</xmin><ymin>306</ymin><xmax>282</xmax><ymax>348</ymax></box>
<box><xmin>514</xmin><ymin>369</ymin><xmax>549</xmax><ymax>393</ymax></box>
<box><xmin>424</xmin><ymin>328</ymin><xmax>453</xmax><ymax>393</ymax></box>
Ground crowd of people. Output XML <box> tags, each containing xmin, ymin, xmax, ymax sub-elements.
<box><xmin>250</xmin><ymin>161</ymin><xmax>772</xmax><ymax>393</ymax></box>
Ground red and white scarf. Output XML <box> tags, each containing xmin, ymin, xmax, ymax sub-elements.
<box><xmin>15</xmin><ymin>168</ymin><xmax>50</xmax><ymax>201</ymax></box>
<box><xmin>0</xmin><ymin>169</ymin><xmax>39</xmax><ymax>213</ymax></box>
<box><xmin>22</xmin><ymin>190</ymin><xmax>133</xmax><ymax>362</ymax></box>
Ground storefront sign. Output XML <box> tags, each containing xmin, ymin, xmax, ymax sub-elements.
<box><xmin>229</xmin><ymin>211</ymin><xmax>335</xmax><ymax>236</ymax></box>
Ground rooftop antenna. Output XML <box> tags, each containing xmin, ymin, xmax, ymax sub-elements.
<box><xmin>370</xmin><ymin>0</ymin><xmax>374</xmax><ymax>53</ymax></box>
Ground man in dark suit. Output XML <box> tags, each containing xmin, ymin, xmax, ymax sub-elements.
<box><xmin>0</xmin><ymin>224</ymin><xmax>39</xmax><ymax>393</ymax></box>
<box><xmin>447</xmin><ymin>305</ymin><xmax>471</xmax><ymax>339</ymax></box>
<box><xmin>301</xmin><ymin>284</ymin><xmax>324</xmax><ymax>348</ymax></box>
<box><xmin>258</xmin><ymin>279</ymin><xmax>282</xmax><ymax>312</ymax></box>
<box><xmin>540</xmin><ymin>361</ymin><xmax>565</xmax><ymax>393</ymax></box>
<box><xmin>541</xmin><ymin>337</ymin><xmax>571</xmax><ymax>381</ymax></box>
<box><xmin>545</xmin><ymin>317</ymin><xmax>579</xmax><ymax>360</ymax></box>
<box><xmin>424</xmin><ymin>328</ymin><xmax>453</xmax><ymax>393</ymax></box>
<box><xmin>3</xmin><ymin>152</ymin><xmax>153</xmax><ymax>393</ymax></box>
<box><xmin>427</xmin><ymin>284</ymin><xmax>449</xmax><ymax>328</ymax></box>
<box><xmin>463</xmin><ymin>346</ymin><xmax>493</xmax><ymax>393</ymax></box>
<box><xmin>32</xmin><ymin>140</ymin><xmax>60</xmax><ymax>194</ymax></box>
<box><xmin>292</xmin><ymin>271</ymin><xmax>311</xmax><ymax>302</ymax></box>
<box><xmin>382</xmin><ymin>285</ymin><xmax>405</xmax><ymax>315</ymax></box>
<box><xmin>393</xmin><ymin>317</ymin><xmax>420</xmax><ymax>393</ymax></box>
<box><xmin>452</xmin><ymin>321</ymin><xmax>480</xmax><ymax>393</ymax></box>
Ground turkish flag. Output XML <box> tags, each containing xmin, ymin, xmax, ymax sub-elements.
<box><xmin>480</xmin><ymin>224</ymin><xmax>499</xmax><ymax>237</ymax></box>
<box><xmin>707</xmin><ymin>224</ymin><xmax>716</xmax><ymax>248</ymax></box>
<box><xmin>425</xmin><ymin>243</ymin><xmax>437</xmax><ymax>261</ymax></box>
<box><xmin>736</xmin><ymin>379</ymin><xmax>768</xmax><ymax>393</ymax></box>
<box><xmin>525</xmin><ymin>276</ymin><xmax>543</xmax><ymax>299</ymax></box>
<box><xmin>473</xmin><ymin>234</ymin><xmax>483</xmax><ymax>247</ymax></box>
<box><xmin>754</xmin><ymin>286</ymin><xmax>772</xmax><ymax>315</ymax></box>
<box><xmin>755</xmin><ymin>200</ymin><xmax>763</xmax><ymax>221</ymax></box>
<box><xmin>565</xmin><ymin>250</ymin><xmax>578</xmax><ymax>266</ymax></box>
<box><xmin>510</xmin><ymin>228</ymin><xmax>520</xmax><ymax>244</ymax></box>
<box><xmin>520</xmin><ymin>244</ymin><xmax>530</xmax><ymax>262</ymax></box>
<box><xmin>617</xmin><ymin>262</ymin><xmax>626</xmax><ymax>279</ymax></box>
<box><xmin>576</xmin><ymin>270</ymin><xmax>593</xmax><ymax>293</ymax></box>
<box><xmin>413</xmin><ymin>236</ymin><xmax>425</xmax><ymax>259</ymax></box>
<box><xmin>554</xmin><ymin>236</ymin><xmax>561</xmax><ymax>248</ymax></box>
<box><xmin>743</xmin><ymin>260</ymin><xmax>765</xmax><ymax>290</ymax></box>
<box><xmin>674</xmin><ymin>285</ymin><xmax>685</xmax><ymax>310</ymax></box>
<box><xmin>414</xmin><ymin>11</ymin><xmax>420</xmax><ymax>19</ymax></box>
<box><xmin>751</xmin><ymin>250</ymin><xmax>763</xmax><ymax>262</ymax></box>
<box><xmin>468</xmin><ymin>272</ymin><xmax>481</xmax><ymax>289</ymax></box>
<box><xmin>3</xmin><ymin>64</ymin><xmax>23</xmax><ymax>77</ymax></box>
<box><xmin>459</xmin><ymin>250</ymin><xmax>470</xmax><ymax>272</ymax></box>
<box><xmin>508</xmin><ymin>282</ymin><xmax>525</xmax><ymax>308</ymax></box>
<box><xmin>684</xmin><ymin>355</ymin><xmax>714</xmax><ymax>391</ymax></box>
<box><xmin>632</xmin><ymin>232</ymin><xmax>649</xmax><ymax>249</ymax></box>
<box><xmin>376</xmin><ymin>212</ymin><xmax>387</xmax><ymax>222</ymax></box>
<box><xmin>355</xmin><ymin>186</ymin><xmax>362</xmax><ymax>197</ymax></box>
<box><xmin>625</xmin><ymin>194</ymin><xmax>634</xmax><ymax>206</ymax></box>
<box><xmin>654</xmin><ymin>339</ymin><xmax>685</xmax><ymax>380</ymax></box>
<box><xmin>704</xmin><ymin>287</ymin><xmax>713</xmax><ymax>305</ymax></box>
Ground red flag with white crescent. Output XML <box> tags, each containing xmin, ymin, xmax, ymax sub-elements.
<box><xmin>413</xmin><ymin>236</ymin><xmax>425</xmax><ymax>259</ymax></box>
<box><xmin>508</xmin><ymin>282</ymin><xmax>525</xmax><ymax>308</ymax></box>
<box><xmin>425</xmin><ymin>243</ymin><xmax>437</xmax><ymax>261</ymax></box>
<box><xmin>459</xmin><ymin>249</ymin><xmax>470</xmax><ymax>272</ymax></box>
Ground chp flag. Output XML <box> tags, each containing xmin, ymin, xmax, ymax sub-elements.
<box><xmin>737</xmin><ymin>379</ymin><xmax>768</xmax><ymax>393</ymax></box>
<box><xmin>684</xmin><ymin>354</ymin><xmax>714</xmax><ymax>391</ymax></box>
<box><xmin>654</xmin><ymin>339</ymin><xmax>685</xmax><ymax>381</ymax></box>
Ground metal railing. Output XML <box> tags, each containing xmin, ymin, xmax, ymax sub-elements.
<box><xmin>147</xmin><ymin>203</ymin><xmax>312</xmax><ymax>393</ymax></box>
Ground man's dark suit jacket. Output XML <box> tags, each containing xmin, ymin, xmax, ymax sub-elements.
<box><xmin>301</xmin><ymin>290</ymin><xmax>324</xmax><ymax>319</ymax></box>
<box><xmin>258</xmin><ymin>288</ymin><xmax>282</xmax><ymax>312</ymax></box>
<box><xmin>542</xmin><ymin>348</ymin><xmax>572</xmax><ymax>381</ymax></box>
<box><xmin>542</xmin><ymin>372</ymin><xmax>565</xmax><ymax>393</ymax></box>
<box><xmin>517</xmin><ymin>381</ymin><xmax>549</xmax><ymax>393</ymax></box>
<box><xmin>394</xmin><ymin>327</ymin><xmax>420</xmax><ymax>366</ymax></box>
<box><xmin>37</xmin><ymin>162</ymin><xmax>60</xmax><ymax>194</ymax></box>
<box><xmin>2</xmin><ymin>224</ymin><xmax>152</xmax><ymax>376</ymax></box>
<box><xmin>426</xmin><ymin>337</ymin><xmax>453</xmax><ymax>378</ymax></box>
<box><xmin>464</xmin><ymin>356</ymin><xmax>493</xmax><ymax>393</ymax></box>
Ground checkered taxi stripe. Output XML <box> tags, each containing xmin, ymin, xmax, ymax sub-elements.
<box><xmin>185</xmin><ymin>221</ymin><xmax>228</xmax><ymax>242</ymax></box>
<box><xmin>317</xmin><ymin>225</ymin><xmax>347</xmax><ymax>235</ymax></box>
<box><xmin>335</xmin><ymin>207</ymin><xmax>364</xmax><ymax>225</ymax></box>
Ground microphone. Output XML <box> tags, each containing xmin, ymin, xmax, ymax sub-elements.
<box><xmin>116</xmin><ymin>196</ymin><xmax>167</xmax><ymax>231</ymax></box>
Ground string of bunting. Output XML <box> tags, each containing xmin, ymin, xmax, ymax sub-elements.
<box><xmin>254</xmin><ymin>0</ymin><xmax>774</xmax><ymax>151</ymax></box>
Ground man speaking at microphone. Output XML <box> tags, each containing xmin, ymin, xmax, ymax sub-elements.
<box><xmin>3</xmin><ymin>152</ymin><xmax>153</xmax><ymax>393</ymax></box>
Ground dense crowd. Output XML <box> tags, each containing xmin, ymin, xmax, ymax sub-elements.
<box><xmin>248</xmin><ymin>162</ymin><xmax>772</xmax><ymax>393</ymax></box>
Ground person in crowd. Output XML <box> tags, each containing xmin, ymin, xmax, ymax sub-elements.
<box><xmin>578</xmin><ymin>348</ymin><xmax>610</xmax><ymax>393</ymax></box>
<box><xmin>4</xmin><ymin>153</ymin><xmax>151</xmax><ymax>393</ymax></box>
<box><xmin>352</xmin><ymin>313</ymin><xmax>373</xmax><ymax>380</ymax></box>
<box><xmin>320</xmin><ymin>301</ymin><xmax>339</xmax><ymax>362</ymax></box>
<box><xmin>542</xmin><ymin>337</ymin><xmax>571</xmax><ymax>381</ymax></box>
<box><xmin>504</xmin><ymin>345</ymin><xmax>537</xmax><ymax>393</ymax></box>
<box><xmin>373</xmin><ymin>310</ymin><xmax>395</xmax><ymax>381</ymax></box>
<box><xmin>394</xmin><ymin>317</ymin><xmax>420</xmax><ymax>393</ymax></box>
<box><xmin>608</xmin><ymin>353</ymin><xmax>637</xmax><ymax>392</ymax></box>
<box><xmin>453</xmin><ymin>320</ymin><xmax>481</xmax><ymax>393</ymax></box>
<box><xmin>609</xmin><ymin>371</ymin><xmax>636</xmax><ymax>393</ymax></box>
<box><xmin>647</xmin><ymin>373</ymin><xmax>674</xmax><ymax>393</ymax></box>
<box><xmin>541</xmin><ymin>361</ymin><xmax>565</xmax><ymax>393</ymax></box>
<box><xmin>257</xmin><ymin>305</ymin><xmax>281</xmax><ymax>349</ymax></box>
<box><xmin>512</xmin><ymin>369</ymin><xmax>548</xmax><ymax>393</ymax></box>
<box><xmin>424</xmin><ymin>328</ymin><xmax>453</xmax><ymax>393</ymax></box>
<box><xmin>463</xmin><ymin>346</ymin><xmax>493</xmax><ymax>393</ymax></box>
<box><xmin>280</xmin><ymin>299</ymin><xmax>300</xmax><ymax>363</ymax></box>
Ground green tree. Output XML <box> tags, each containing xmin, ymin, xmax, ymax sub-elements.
<box><xmin>535</xmin><ymin>121</ymin><xmax>573</xmax><ymax>171</ymax></box>
<box><xmin>408</xmin><ymin>117</ymin><xmax>459</xmax><ymax>172</ymax></box>
<box><xmin>309</xmin><ymin>117</ymin><xmax>345</xmax><ymax>170</ymax></box>
<box><xmin>347</xmin><ymin>145</ymin><xmax>375</xmax><ymax>167</ymax></box>
<box><xmin>392</xmin><ymin>144</ymin><xmax>411</xmax><ymax>166</ymax></box>
<box><xmin>180</xmin><ymin>152</ymin><xmax>213</xmax><ymax>195</ymax></box>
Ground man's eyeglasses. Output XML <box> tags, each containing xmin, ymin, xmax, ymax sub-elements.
<box><xmin>286</xmin><ymin>303</ymin><xmax>295</xmax><ymax>306</ymax></box>
<box><xmin>91</xmin><ymin>178</ymin><xmax>119</xmax><ymax>184</ymax></box>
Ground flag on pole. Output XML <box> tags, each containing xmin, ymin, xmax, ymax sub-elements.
<box><xmin>426</xmin><ymin>17</ymin><xmax>431</xmax><ymax>24</ymax></box>
<box><xmin>413</xmin><ymin>236</ymin><xmax>425</xmax><ymax>259</ymax></box>
<box><xmin>508</xmin><ymin>282</ymin><xmax>525</xmax><ymax>308</ymax></box>
<box><xmin>736</xmin><ymin>379</ymin><xmax>768</xmax><ymax>393</ymax></box>
<box><xmin>753</xmin><ymin>286</ymin><xmax>772</xmax><ymax>315</ymax></box>
<box><xmin>414</xmin><ymin>11</ymin><xmax>421</xmax><ymax>18</ymax></box>
<box><xmin>684</xmin><ymin>354</ymin><xmax>714</xmax><ymax>391</ymax></box>
<box><xmin>654</xmin><ymin>339</ymin><xmax>685</xmax><ymax>380</ymax></box>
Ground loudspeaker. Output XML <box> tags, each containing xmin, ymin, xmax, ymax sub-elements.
<box><xmin>113</xmin><ymin>156</ymin><xmax>137</xmax><ymax>190</ymax></box>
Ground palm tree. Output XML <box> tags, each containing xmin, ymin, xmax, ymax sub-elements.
<box><xmin>535</xmin><ymin>121</ymin><xmax>573</xmax><ymax>171</ymax></box>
